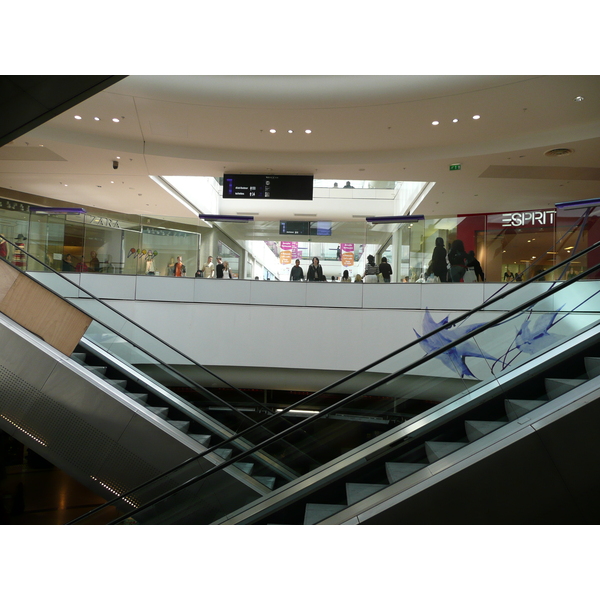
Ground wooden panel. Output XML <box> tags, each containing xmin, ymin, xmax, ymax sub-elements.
<box><xmin>0</xmin><ymin>259</ymin><xmax>19</xmax><ymax>303</ymax></box>
<box><xmin>0</xmin><ymin>270</ymin><xmax>92</xmax><ymax>356</ymax></box>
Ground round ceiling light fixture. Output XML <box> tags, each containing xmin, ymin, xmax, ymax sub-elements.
<box><xmin>544</xmin><ymin>148</ymin><xmax>574</xmax><ymax>157</ymax></box>
<box><xmin>305</xmin><ymin>129</ymin><xmax>312</xmax><ymax>134</ymax></box>
<box><xmin>269</xmin><ymin>129</ymin><xmax>276</xmax><ymax>133</ymax></box>
<box><xmin>472</xmin><ymin>115</ymin><xmax>481</xmax><ymax>120</ymax></box>
<box><xmin>432</xmin><ymin>120</ymin><xmax>440</xmax><ymax>126</ymax></box>
<box><xmin>574</xmin><ymin>96</ymin><xmax>584</xmax><ymax>102</ymax></box>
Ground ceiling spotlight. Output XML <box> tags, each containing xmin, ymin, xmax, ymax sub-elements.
<box><xmin>574</xmin><ymin>96</ymin><xmax>584</xmax><ymax>102</ymax></box>
<box><xmin>74</xmin><ymin>115</ymin><xmax>82</xmax><ymax>120</ymax></box>
<box><xmin>269</xmin><ymin>129</ymin><xmax>276</xmax><ymax>133</ymax></box>
<box><xmin>473</xmin><ymin>115</ymin><xmax>481</xmax><ymax>120</ymax></box>
<box><xmin>288</xmin><ymin>130</ymin><xmax>294</xmax><ymax>133</ymax></box>
<box><xmin>112</xmin><ymin>118</ymin><xmax>120</xmax><ymax>123</ymax></box>
<box><xmin>94</xmin><ymin>117</ymin><xmax>101</xmax><ymax>121</ymax></box>
<box><xmin>432</xmin><ymin>120</ymin><xmax>440</xmax><ymax>126</ymax></box>
<box><xmin>452</xmin><ymin>118</ymin><xmax>459</xmax><ymax>123</ymax></box>
<box><xmin>305</xmin><ymin>129</ymin><xmax>312</xmax><ymax>134</ymax></box>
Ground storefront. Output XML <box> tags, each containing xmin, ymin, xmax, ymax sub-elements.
<box><xmin>0</xmin><ymin>200</ymin><xmax>203</xmax><ymax>277</ymax></box>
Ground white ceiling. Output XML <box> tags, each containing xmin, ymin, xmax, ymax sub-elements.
<box><xmin>1</xmin><ymin>75</ymin><xmax>599</xmax><ymax>222</ymax></box>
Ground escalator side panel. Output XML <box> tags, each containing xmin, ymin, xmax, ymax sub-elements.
<box><xmin>0</xmin><ymin>315</ymin><xmax>262</xmax><ymax>510</ymax></box>
<box><xmin>334</xmin><ymin>378</ymin><xmax>600</xmax><ymax>524</ymax></box>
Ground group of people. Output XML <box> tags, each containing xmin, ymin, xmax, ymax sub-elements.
<box><xmin>190</xmin><ymin>256</ymin><xmax>233</xmax><ymax>279</ymax></box>
<box><xmin>289</xmin><ymin>255</ymin><xmax>394</xmax><ymax>283</ymax></box>
<box><xmin>62</xmin><ymin>250</ymin><xmax>101</xmax><ymax>273</ymax></box>
<box><xmin>427</xmin><ymin>238</ymin><xmax>485</xmax><ymax>282</ymax></box>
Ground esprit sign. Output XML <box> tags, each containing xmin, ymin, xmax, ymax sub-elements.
<box><xmin>501</xmin><ymin>210</ymin><xmax>556</xmax><ymax>228</ymax></box>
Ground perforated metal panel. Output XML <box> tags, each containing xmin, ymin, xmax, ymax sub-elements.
<box><xmin>0</xmin><ymin>362</ymin><xmax>162</xmax><ymax>498</ymax></box>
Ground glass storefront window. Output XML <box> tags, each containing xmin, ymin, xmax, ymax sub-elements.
<box><xmin>3</xmin><ymin>194</ymin><xmax>598</xmax><ymax>285</ymax></box>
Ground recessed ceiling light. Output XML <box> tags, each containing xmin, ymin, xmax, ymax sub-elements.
<box><xmin>269</xmin><ymin>129</ymin><xmax>276</xmax><ymax>133</ymax></box>
<box><xmin>473</xmin><ymin>115</ymin><xmax>481</xmax><ymax>120</ymax></box>
<box><xmin>305</xmin><ymin>129</ymin><xmax>312</xmax><ymax>134</ymax></box>
<box><xmin>112</xmin><ymin>118</ymin><xmax>120</xmax><ymax>123</ymax></box>
<box><xmin>288</xmin><ymin>130</ymin><xmax>294</xmax><ymax>134</ymax></box>
<box><xmin>432</xmin><ymin>120</ymin><xmax>440</xmax><ymax>126</ymax></box>
<box><xmin>74</xmin><ymin>115</ymin><xmax>82</xmax><ymax>120</ymax></box>
<box><xmin>574</xmin><ymin>96</ymin><xmax>584</xmax><ymax>102</ymax></box>
<box><xmin>452</xmin><ymin>118</ymin><xmax>459</xmax><ymax>123</ymax></box>
<box><xmin>94</xmin><ymin>117</ymin><xmax>101</xmax><ymax>121</ymax></box>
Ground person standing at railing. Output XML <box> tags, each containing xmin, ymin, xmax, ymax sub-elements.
<box><xmin>290</xmin><ymin>259</ymin><xmax>304</xmax><ymax>281</ymax></box>
<box><xmin>202</xmin><ymin>256</ymin><xmax>215</xmax><ymax>278</ymax></box>
<box><xmin>430</xmin><ymin>237</ymin><xmax>448</xmax><ymax>282</ymax></box>
<box><xmin>174</xmin><ymin>256</ymin><xmax>186</xmax><ymax>277</ymax></box>
<box><xmin>378</xmin><ymin>257</ymin><xmax>393</xmax><ymax>283</ymax></box>
<box><xmin>363</xmin><ymin>255</ymin><xmax>379</xmax><ymax>283</ymax></box>
<box><xmin>216</xmin><ymin>257</ymin><xmax>224</xmax><ymax>278</ymax></box>
<box><xmin>306</xmin><ymin>257</ymin><xmax>324</xmax><ymax>281</ymax></box>
<box><xmin>448</xmin><ymin>239</ymin><xmax>468</xmax><ymax>282</ymax></box>
<box><xmin>62</xmin><ymin>253</ymin><xmax>75</xmax><ymax>272</ymax></box>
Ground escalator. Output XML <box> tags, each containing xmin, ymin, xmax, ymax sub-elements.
<box><xmin>0</xmin><ymin>241</ymin><xmax>322</xmax><ymax>520</ymax></box>
<box><xmin>66</xmin><ymin>228</ymin><xmax>600</xmax><ymax>524</ymax></box>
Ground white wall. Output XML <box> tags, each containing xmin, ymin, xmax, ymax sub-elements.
<box><xmin>30</xmin><ymin>273</ymin><xmax>594</xmax><ymax>384</ymax></box>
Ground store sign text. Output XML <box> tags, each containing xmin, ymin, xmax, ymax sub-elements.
<box><xmin>501</xmin><ymin>210</ymin><xmax>556</xmax><ymax>228</ymax></box>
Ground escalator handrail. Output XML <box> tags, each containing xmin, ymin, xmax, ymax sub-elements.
<box><xmin>0</xmin><ymin>235</ymin><xmax>284</xmax><ymax>422</ymax></box>
<box><xmin>68</xmin><ymin>237</ymin><xmax>600</xmax><ymax>523</ymax></box>
<box><xmin>98</xmin><ymin>251</ymin><xmax>600</xmax><ymax>524</ymax></box>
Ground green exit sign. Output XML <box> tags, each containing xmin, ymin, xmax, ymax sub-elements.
<box><xmin>449</xmin><ymin>164</ymin><xmax>461</xmax><ymax>171</ymax></box>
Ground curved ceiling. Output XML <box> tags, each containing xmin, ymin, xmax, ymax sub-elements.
<box><xmin>1</xmin><ymin>75</ymin><xmax>599</xmax><ymax>220</ymax></box>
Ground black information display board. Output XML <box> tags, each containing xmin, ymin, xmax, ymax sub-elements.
<box><xmin>279</xmin><ymin>221</ymin><xmax>331</xmax><ymax>236</ymax></box>
<box><xmin>223</xmin><ymin>174</ymin><xmax>313</xmax><ymax>200</ymax></box>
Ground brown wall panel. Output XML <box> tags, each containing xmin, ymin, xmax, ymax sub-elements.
<box><xmin>0</xmin><ymin>261</ymin><xmax>91</xmax><ymax>355</ymax></box>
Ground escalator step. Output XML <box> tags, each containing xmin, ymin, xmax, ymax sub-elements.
<box><xmin>545</xmin><ymin>378</ymin><xmax>585</xmax><ymax>400</ymax></box>
<box><xmin>346</xmin><ymin>483</ymin><xmax>386</xmax><ymax>506</ymax></box>
<box><xmin>255</xmin><ymin>476</ymin><xmax>276</xmax><ymax>490</ymax></box>
<box><xmin>147</xmin><ymin>406</ymin><xmax>169</xmax><ymax>419</ymax></box>
<box><xmin>189</xmin><ymin>434</ymin><xmax>211</xmax><ymax>446</ymax></box>
<box><xmin>505</xmin><ymin>398</ymin><xmax>546</xmax><ymax>421</ymax></box>
<box><xmin>465</xmin><ymin>420</ymin><xmax>506</xmax><ymax>442</ymax></box>
<box><xmin>71</xmin><ymin>352</ymin><xmax>86</xmax><ymax>362</ymax></box>
<box><xmin>106</xmin><ymin>379</ymin><xmax>128</xmax><ymax>391</ymax></box>
<box><xmin>86</xmin><ymin>365</ymin><xmax>107</xmax><ymax>376</ymax></box>
<box><xmin>304</xmin><ymin>503</ymin><xmax>346</xmax><ymax>525</ymax></box>
<box><xmin>584</xmin><ymin>357</ymin><xmax>600</xmax><ymax>379</ymax></box>
<box><xmin>233</xmin><ymin>462</ymin><xmax>254</xmax><ymax>475</ymax></box>
<box><xmin>215</xmin><ymin>448</ymin><xmax>233</xmax><ymax>460</ymax></box>
<box><xmin>127</xmin><ymin>393</ymin><xmax>149</xmax><ymax>405</ymax></box>
<box><xmin>425</xmin><ymin>441</ymin><xmax>468</xmax><ymax>463</ymax></box>
<box><xmin>167</xmin><ymin>420</ymin><xmax>190</xmax><ymax>433</ymax></box>
<box><xmin>385</xmin><ymin>462</ymin><xmax>424</xmax><ymax>484</ymax></box>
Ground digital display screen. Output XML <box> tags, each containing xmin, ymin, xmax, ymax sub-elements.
<box><xmin>279</xmin><ymin>221</ymin><xmax>331</xmax><ymax>236</ymax></box>
<box><xmin>223</xmin><ymin>174</ymin><xmax>313</xmax><ymax>200</ymax></box>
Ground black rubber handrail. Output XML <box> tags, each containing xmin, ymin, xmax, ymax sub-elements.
<box><xmin>0</xmin><ymin>237</ymin><xmax>309</xmax><ymax>470</ymax></box>
<box><xmin>67</xmin><ymin>235</ymin><xmax>600</xmax><ymax>524</ymax></box>
<box><xmin>89</xmin><ymin>243</ymin><xmax>600</xmax><ymax>524</ymax></box>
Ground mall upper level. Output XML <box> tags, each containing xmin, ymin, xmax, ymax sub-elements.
<box><xmin>1</xmin><ymin>180</ymin><xmax>598</xmax><ymax>286</ymax></box>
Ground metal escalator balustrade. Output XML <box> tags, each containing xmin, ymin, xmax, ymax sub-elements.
<box><xmin>0</xmin><ymin>237</ymin><xmax>323</xmax><ymax>513</ymax></box>
<box><xmin>68</xmin><ymin>232</ymin><xmax>600</xmax><ymax>524</ymax></box>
